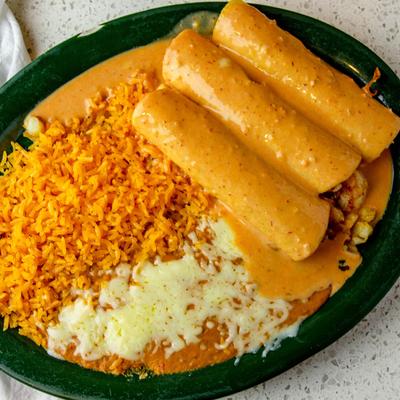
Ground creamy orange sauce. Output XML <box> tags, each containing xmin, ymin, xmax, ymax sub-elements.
<box><xmin>162</xmin><ymin>29</ymin><xmax>361</xmax><ymax>195</ymax></box>
<box><xmin>132</xmin><ymin>87</ymin><xmax>331</xmax><ymax>261</ymax></box>
<box><xmin>213</xmin><ymin>1</ymin><xmax>400</xmax><ymax>162</ymax></box>
<box><xmin>33</xmin><ymin>40</ymin><xmax>170</xmax><ymax>122</ymax></box>
<box><xmin>30</xmin><ymin>38</ymin><xmax>394</xmax><ymax>374</ymax></box>
<box><xmin>223</xmin><ymin>150</ymin><xmax>393</xmax><ymax>301</ymax></box>
<box><xmin>360</xmin><ymin>149</ymin><xmax>393</xmax><ymax>220</ymax></box>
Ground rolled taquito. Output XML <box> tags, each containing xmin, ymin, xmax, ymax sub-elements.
<box><xmin>213</xmin><ymin>1</ymin><xmax>400</xmax><ymax>161</ymax></box>
<box><xmin>163</xmin><ymin>29</ymin><xmax>361</xmax><ymax>193</ymax></box>
<box><xmin>132</xmin><ymin>88</ymin><xmax>330</xmax><ymax>261</ymax></box>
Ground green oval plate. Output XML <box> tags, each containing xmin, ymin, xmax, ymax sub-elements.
<box><xmin>0</xmin><ymin>3</ymin><xmax>399</xmax><ymax>400</ymax></box>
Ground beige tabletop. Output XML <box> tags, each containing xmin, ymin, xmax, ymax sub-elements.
<box><xmin>2</xmin><ymin>1</ymin><xmax>400</xmax><ymax>399</ymax></box>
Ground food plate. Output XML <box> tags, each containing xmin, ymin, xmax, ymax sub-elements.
<box><xmin>0</xmin><ymin>2</ymin><xmax>399</xmax><ymax>399</ymax></box>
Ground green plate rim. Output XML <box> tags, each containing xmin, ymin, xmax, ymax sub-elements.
<box><xmin>0</xmin><ymin>3</ymin><xmax>399</xmax><ymax>400</ymax></box>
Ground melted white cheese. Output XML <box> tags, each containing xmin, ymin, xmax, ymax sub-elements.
<box><xmin>47</xmin><ymin>218</ymin><xmax>294</xmax><ymax>362</ymax></box>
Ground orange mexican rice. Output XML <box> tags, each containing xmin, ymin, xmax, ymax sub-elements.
<box><xmin>0</xmin><ymin>73</ymin><xmax>210</xmax><ymax>347</ymax></box>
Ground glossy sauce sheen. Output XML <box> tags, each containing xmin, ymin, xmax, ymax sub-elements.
<box><xmin>163</xmin><ymin>30</ymin><xmax>361</xmax><ymax>194</ymax></box>
<box><xmin>213</xmin><ymin>2</ymin><xmax>400</xmax><ymax>162</ymax></box>
<box><xmin>30</xmin><ymin>39</ymin><xmax>393</xmax><ymax>303</ymax></box>
<box><xmin>33</xmin><ymin>40</ymin><xmax>170</xmax><ymax>122</ymax></box>
<box><xmin>133</xmin><ymin>88</ymin><xmax>330</xmax><ymax>261</ymax></box>
<box><xmin>224</xmin><ymin>151</ymin><xmax>393</xmax><ymax>300</ymax></box>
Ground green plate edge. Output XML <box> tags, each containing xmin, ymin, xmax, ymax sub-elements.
<box><xmin>0</xmin><ymin>3</ymin><xmax>399</xmax><ymax>400</ymax></box>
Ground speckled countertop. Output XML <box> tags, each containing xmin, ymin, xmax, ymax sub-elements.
<box><xmin>2</xmin><ymin>0</ymin><xmax>400</xmax><ymax>399</ymax></box>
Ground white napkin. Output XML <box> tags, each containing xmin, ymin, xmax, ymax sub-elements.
<box><xmin>0</xmin><ymin>373</ymin><xmax>59</xmax><ymax>400</ymax></box>
<box><xmin>0</xmin><ymin>0</ymin><xmax>30</xmax><ymax>86</ymax></box>
<box><xmin>0</xmin><ymin>3</ymin><xmax>55</xmax><ymax>398</ymax></box>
